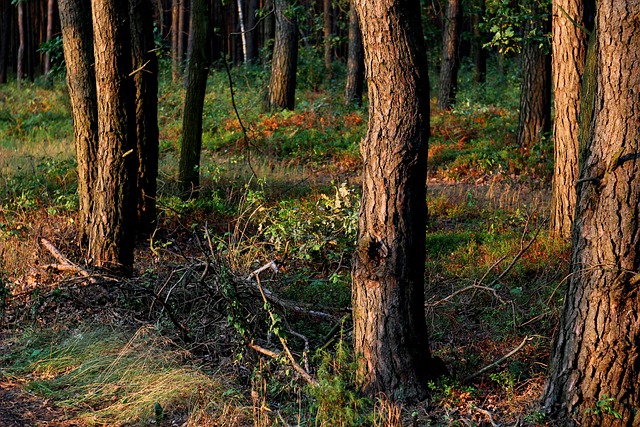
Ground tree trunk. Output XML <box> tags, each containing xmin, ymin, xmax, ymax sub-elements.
<box><xmin>437</xmin><ymin>0</ymin><xmax>460</xmax><ymax>110</ymax></box>
<box><xmin>17</xmin><ymin>0</ymin><xmax>25</xmax><ymax>87</ymax></box>
<box><xmin>267</xmin><ymin>0</ymin><xmax>298</xmax><ymax>110</ymax></box>
<box><xmin>245</xmin><ymin>0</ymin><xmax>259</xmax><ymax>62</ymax></box>
<box><xmin>0</xmin><ymin>0</ymin><xmax>10</xmax><ymax>83</ymax></box>
<box><xmin>171</xmin><ymin>0</ymin><xmax>180</xmax><ymax>82</ymax></box>
<box><xmin>43</xmin><ymin>0</ymin><xmax>55</xmax><ymax>79</ymax></box>
<box><xmin>236</xmin><ymin>0</ymin><xmax>247</xmax><ymax>62</ymax></box>
<box><xmin>129</xmin><ymin>0</ymin><xmax>159</xmax><ymax>234</ymax></box>
<box><xmin>516</xmin><ymin>0</ymin><xmax>551</xmax><ymax>151</ymax></box>
<box><xmin>352</xmin><ymin>0</ymin><xmax>443</xmax><ymax>402</ymax></box>
<box><xmin>471</xmin><ymin>0</ymin><xmax>486</xmax><ymax>84</ymax></box>
<box><xmin>178</xmin><ymin>0</ymin><xmax>209</xmax><ymax>198</ymax></box>
<box><xmin>550</xmin><ymin>0</ymin><xmax>594</xmax><ymax>239</ymax></box>
<box><xmin>542</xmin><ymin>2</ymin><xmax>640</xmax><ymax>425</ymax></box>
<box><xmin>344</xmin><ymin>0</ymin><xmax>363</xmax><ymax>107</ymax></box>
<box><xmin>323</xmin><ymin>0</ymin><xmax>331</xmax><ymax>75</ymax></box>
<box><xmin>58</xmin><ymin>0</ymin><xmax>98</xmax><ymax>242</ymax></box>
<box><xmin>89</xmin><ymin>0</ymin><xmax>137</xmax><ymax>274</ymax></box>
<box><xmin>177</xmin><ymin>0</ymin><xmax>186</xmax><ymax>67</ymax></box>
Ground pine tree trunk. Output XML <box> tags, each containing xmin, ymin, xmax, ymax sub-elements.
<box><xmin>472</xmin><ymin>0</ymin><xmax>486</xmax><ymax>84</ymax></box>
<box><xmin>542</xmin><ymin>2</ymin><xmax>640</xmax><ymax>425</ymax></box>
<box><xmin>17</xmin><ymin>0</ymin><xmax>25</xmax><ymax>87</ymax></box>
<box><xmin>89</xmin><ymin>0</ymin><xmax>137</xmax><ymax>274</ymax></box>
<box><xmin>43</xmin><ymin>0</ymin><xmax>55</xmax><ymax>79</ymax></box>
<box><xmin>323</xmin><ymin>0</ymin><xmax>332</xmax><ymax>75</ymax></box>
<box><xmin>58</xmin><ymin>0</ymin><xmax>98</xmax><ymax>243</ymax></box>
<box><xmin>352</xmin><ymin>0</ymin><xmax>443</xmax><ymax>402</ymax></box>
<box><xmin>0</xmin><ymin>0</ymin><xmax>11</xmax><ymax>83</ymax></box>
<box><xmin>171</xmin><ymin>0</ymin><xmax>180</xmax><ymax>82</ymax></box>
<box><xmin>267</xmin><ymin>0</ymin><xmax>297</xmax><ymax>110</ymax></box>
<box><xmin>245</xmin><ymin>0</ymin><xmax>259</xmax><ymax>62</ymax></box>
<box><xmin>178</xmin><ymin>0</ymin><xmax>209</xmax><ymax>198</ymax></box>
<box><xmin>516</xmin><ymin>0</ymin><xmax>551</xmax><ymax>150</ymax></box>
<box><xmin>129</xmin><ymin>0</ymin><xmax>159</xmax><ymax>234</ymax></box>
<box><xmin>344</xmin><ymin>1</ymin><xmax>364</xmax><ymax>107</ymax></box>
<box><xmin>437</xmin><ymin>0</ymin><xmax>460</xmax><ymax>110</ymax></box>
<box><xmin>550</xmin><ymin>0</ymin><xmax>594</xmax><ymax>238</ymax></box>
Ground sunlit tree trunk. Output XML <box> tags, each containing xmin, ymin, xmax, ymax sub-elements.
<box><xmin>17</xmin><ymin>0</ymin><xmax>25</xmax><ymax>87</ymax></box>
<box><xmin>516</xmin><ymin>0</ymin><xmax>551</xmax><ymax>151</ymax></box>
<box><xmin>437</xmin><ymin>0</ymin><xmax>460</xmax><ymax>110</ymax></box>
<box><xmin>352</xmin><ymin>0</ymin><xmax>445</xmax><ymax>401</ymax></box>
<box><xmin>542</xmin><ymin>1</ymin><xmax>640</xmax><ymax>425</ymax></box>
<box><xmin>129</xmin><ymin>0</ymin><xmax>159</xmax><ymax>234</ymax></box>
<box><xmin>550</xmin><ymin>0</ymin><xmax>594</xmax><ymax>238</ymax></box>
<box><xmin>171</xmin><ymin>0</ymin><xmax>180</xmax><ymax>82</ymax></box>
<box><xmin>323</xmin><ymin>0</ymin><xmax>332</xmax><ymax>75</ymax></box>
<box><xmin>43</xmin><ymin>0</ymin><xmax>55</xmax><ymax>79</ymax></box>
<box><xmin>58</xmin><ymin>0</ymin><xmax>98</xmax><ymax>242</ymax></box>
<box><xmin>344</xmin><ymin>0</ymin><xmax>363</xmax><ymax>106</ymax></box>
<box><xmin>267</xmin><ymin>0</ymin><xmax>298</xmax><ymax>110</ymax></box>
<box><xmin>178</xmin><ymin>0</ymin><xmax>209</xmax><ymax>198</ymax></box>
<box><xmin>89</xmin><ymin>0</ymin><xmax>137</xmax><ymax>274</ymax></box>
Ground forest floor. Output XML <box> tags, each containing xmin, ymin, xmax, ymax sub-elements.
<box><xmin>1</xmin><ymin>68</ymin><xmax>565</xmax><ymax>426</ymax></box>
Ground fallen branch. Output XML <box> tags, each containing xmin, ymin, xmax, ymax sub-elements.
<box><xmin>40</xmin><ymin>238</ymin><xmax>96</xmax><ymax>283</ymax></box>
<box><xmin>426</xmin><ymin>284</ymin><xmax>506</xmax><ymax>307</ymax></box>
<box><xmin>463</xmin><ymin>336</ymin><xmax>533</xmax><ymax>383</ymax></box>
<box><xmin>474</xmin><ymin>407</ymin><xmax>498</xmax><ymax>427</ymax></box>
<box><xmin>248</xmin><ymin>341</ymin><xmax>318</xmax><ymax>386</ymax></box>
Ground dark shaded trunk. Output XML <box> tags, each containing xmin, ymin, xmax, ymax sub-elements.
<box><xmin>245</xmin><ymin>0</ymin><xmax>259</xmax><ymax>62</ymax></box>
<box><xmin>17</xmin><ymin>0</ymin><xmax>25</xmax><ymax>86</ymax></box>
<box><xmin>344</xmin><ymin>1</ymin><xmax>364</xmax><ymax>107</ymax></box>
<box><xmin>89</xmin><ymin>0</ymin><xmax>137</xmax><ymax>274</ymax></box>
<box><xmin>323</xmin><ymin>0</ymin><xmax>331</xmax><ymax>75</ymax></box>
<box><xmin>266</xmin><ymin>0</ymin><xmax>297</xmax><ymax>110</ymax></box>
<box><xmin>178</xmin><ymin>0</ymin><xmax>210</xmax><ymax>198</ymax></box>
<box><xmin>542</xmin><ymin>2</ymin><xmax>640</xmax><ymax>426</ymax></box>
<box><xmin>550</xmin><ymin>0</ymin><xmax>594</xmax><ymax>239</ymax></box>
<box><xmin>516</xmin><ymin>0</ymin><xmax>551</xmax><ymax>150</ymax></box>
<box><xmin>0</xmin><ymin>0</ymin><xmax>10</xmax><ymax>83</ymax></box>
<box><xmin>471</xmin><ymin>0</ymin><xmax>486</xmax><ymax>84</ymax></box>
<box><xmin>352</xmin><ymin>0</ymin><xmax>444</xmax><ymax>402</ymax></box>
<box><xmin>437</xmin><ymin>0</ymin><xmax>460</xmax><ymax>110</ymax></box>
<box><xmin>58</xmin><ymin>0</ymin><xmax>98</xmax><ymax>242</ymax></box>
<box><xmin>129</xmin><ymin>0</ymin><xmax>159</xmax><ymax>234</ymax></box>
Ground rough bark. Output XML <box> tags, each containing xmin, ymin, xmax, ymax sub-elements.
<box><xmin>516</xmin><ymin>0</ymin><xmax>551</xmax><ymax>150</ymax></box>
<box><xmin>550</xmin><ymin>0</ymin><xmax>594</xmax><ymax>238</ymax></box>
<box><xmin>89</xmin><ymin>0</ymin><xmax>137</xmax><ymax>274</ymax></box>
<box><xmin>58</xmin><ymin>0</ymin><xmax>98</xmax><ymax>242</ymax></box>
<box><xmin>266</xmin><ymin>0</ymin><xmax>298</xmax><ymax>110</ymax></box>
<box><xmin>129</xmin><ymin>0</ymin><xmax>159</xmax><ymax>234</ymax></box>
<box><xmin>437</xmin><ymin>0</ymin><xmax>460</xmax><ymax>110</ymax></box>
<box><xmin>344</xmin><ymin>1</ymin><xmax>364</xmax><ymax>107</ymax></box>
<box><xmin>352</xmin><ymin>0</ymin><xmax>442</xmax><ymax>402</ymax></box>
<box><xmin>542</xmin><ymin>1</ymin><xmax>640</xmax><ymax>425</ymax></box>
<box><xmin>178</xmin><ymin>0</ymin><xmax>209</xmax><ymax>198</ymax></box>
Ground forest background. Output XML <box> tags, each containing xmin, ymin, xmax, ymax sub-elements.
<box><xmin>0</xmin><ymin>0</ymin><xmax>636</xmax><ymax>425</ymax></box>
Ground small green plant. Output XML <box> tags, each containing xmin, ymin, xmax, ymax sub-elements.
<box><xmin>584</xmin><ymin>394</ymin><xmax>623</xmax><ymax>419</ymax></box>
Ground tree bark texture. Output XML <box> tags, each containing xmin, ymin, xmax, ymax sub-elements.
<box><xmin>267</xmin><ymin>0</ymin><xmax>298</xmax><ymax>110</ymax></box>
<box><xmin>542</xmin><ymin>1</ymin><xmax>640</xmax><ymax>425</ymax></box>
<box><xmin>344</xmin><ymin>1</ymin><xmax>364</xmax><ymax>107</ymax></box>
<box><xmin>550</xmin><ymin>0</ymin><xmax>594</xmax><ymax>239</ymax></box>
<box><xmin>171</xmin><ymin>0</ymin><xmax>180</xmax><ymax>82</ymax></box>
<box><xmin>516</xmin><ymin>0</ymin><xmax>551</xmax><ymax>150</ymax></box>
<box><xmin>472</xmin><ymin>0</ymin><xmax>486</xmax><ymax>84</ymax></box>
<box><xmin>129</xmin><ymin>0</ymin><xmax>159</xmax><ymax>234</ymax></box>
<box><xmin>178</xmin><ymin>0</ymin><xmax>209</xmax><ymax>198</ymax></box>
<box><xmin>89</xmin><ymin>0</ymin><xmax>137</xmax><ymax>274</ymax></box>
<box><xmin>58</xmin><ymin>0</ymin><xmax>98</xmax><ymax>243</ymax></box>
<box><xmin>352</xmin><ymin>0</ymin><xmax>437</xmax><ymax>402</ymax></box>
<box><xmin>437</xmin><ymin>0</ymin><xmax>460</xmax><ymax>110</ymax></box>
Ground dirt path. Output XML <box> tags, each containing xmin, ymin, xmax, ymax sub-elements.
<box><xmin>0</xmin><ymin>381</ymin><xmax>79</xmax><ymax>427</ymax></box>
